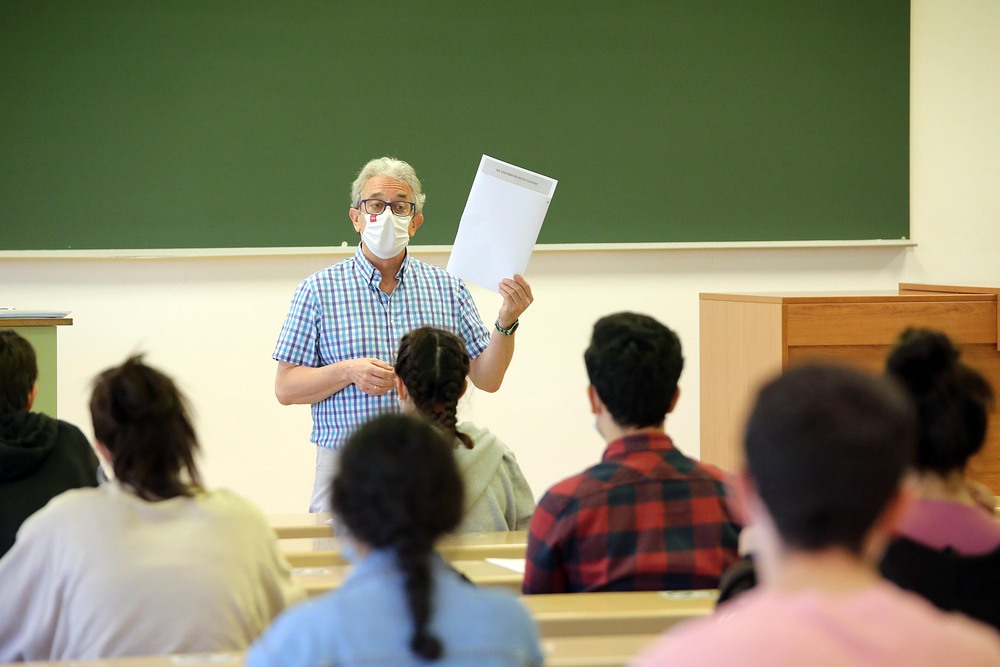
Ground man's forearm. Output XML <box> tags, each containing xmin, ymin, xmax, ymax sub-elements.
<box><xmin>468</xmin><ymin>331</ymin><xmax>515</xmax><ymax>393</ymax></box>
<box><xmin>274</xmin><ymin>361</ymin><xmax>353</xmax><ymax>405</ymax></box>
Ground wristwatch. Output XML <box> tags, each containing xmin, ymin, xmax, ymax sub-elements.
<box><xmin>494</xmin><ymin>318</ymin><xmax>519</xmax><ymax>336</ymax></box>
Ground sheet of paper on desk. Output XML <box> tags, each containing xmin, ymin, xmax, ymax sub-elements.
<box><xmin>446</xmin><ymin>155</ymin><xmax>557</xmax><ymax>293</ymax></box>
<box><xmin>486</xmin><ymin>557</ymin><xmax>526</xmax><ymax>573</ymax></box>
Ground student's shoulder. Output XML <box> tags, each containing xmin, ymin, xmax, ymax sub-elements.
<box><xmin>445</xmin><ymin>576</ymin><xmax>536</xmax><ymax>628</ymax></box>
<box><xmin>19</xmin><ymin>483</ymin><xmax>108</xmax><ymax>532</ymax></box>
<box><xmin>547</xmin><ymin>457</ymin><xmax>627</xmax><ymax>498</ymax></box>
<box><xmin>879</xmin><ymin>586</ymin><xmax>1000</xmax><ymax>662</ymax></box>
<box><xmin>200</xmin><ymin>487</ymin><xmax>271</xmax><ymax>523</ymax></box>
<box><xmin>533</xmin><ymin>465</ymin><xmax>615</xmax><ymax>527</ymax></box>
<box><xmin>633</xmin><ymin>591</ymin><xmax>787</xmax><ymax>665</ymax></box>
<box><xmin>52</xmin><ymin>418</ymin><xmax>96</xmax><ymax>453</ymax></box>
<box><xmin>247</xmin><ymin>595</ymin><xmax>339</xmax><ymax>667</ymax></box>
<box><xmin>539</xmin><ymin>469</ymin><xmax>591</xmax><ymax>507</ymax></box>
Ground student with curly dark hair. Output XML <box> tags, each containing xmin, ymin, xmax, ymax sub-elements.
<box><xmin>396</xmin><ymin>326</ymin><xmax>534</xmax><ymax>532</ymax></box>
<box><xmin>247</xmin><ymin>413</ymin><xmax>542</xmax><ymax>666</ymax></box>
<box><xmin>523</xmin><ymin>312</ymin><xmax>740</xmax><ymax>594</ymax></box>
<box><xmin>880</xmin><ymin>328</ymin><xmax>1000</xmax><ymax>630</ymax></box>
<box><xmin>0</xmin><ymin>355</ymin><xmax>304</xmax><ymax>660</ymax></box>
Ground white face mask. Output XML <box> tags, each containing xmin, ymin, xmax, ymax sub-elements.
<box><xmin>360</xmin><ymin>208</ymin><xmax>411</xmax><ymax>259</ymax></box>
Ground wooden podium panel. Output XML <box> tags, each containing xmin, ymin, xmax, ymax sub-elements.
<box><xmin>700</xmin><ymin>284</ymin><xmax>1000</xmax><ymax>492</ymax></box>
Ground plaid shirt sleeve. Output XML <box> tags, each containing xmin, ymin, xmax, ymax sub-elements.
<box><xmin>522</xmin><ymin>488</ymin><xmax>573</xmax><ymax>594</ymax></box>
<box><xmin>272</xmin><ymin>279</ymin><xmax>321</xmax><ymax>367</ymax></box>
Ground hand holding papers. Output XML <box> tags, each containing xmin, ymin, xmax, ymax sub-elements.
<box><xmin>446</xmin><ymin>156</ymin><xmax>557</xmax><ymax>293</ymax></box>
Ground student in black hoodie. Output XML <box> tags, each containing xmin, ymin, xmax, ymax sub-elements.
<box><xmin>0</xmin><ymin>330</ymin><xmax>98</xmax><ymax>558</ymax></box>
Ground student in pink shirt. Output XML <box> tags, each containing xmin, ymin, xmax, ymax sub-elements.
<box><xmin>633</xmin><ymin>364</ymin><xmax>1000</xmax><ymax>667</ymax></box>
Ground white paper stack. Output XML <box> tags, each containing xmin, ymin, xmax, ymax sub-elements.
<box><xmin>446</xmin><ymin>155</ymin><xmax>557</xmax><ymax>293</ymax></box>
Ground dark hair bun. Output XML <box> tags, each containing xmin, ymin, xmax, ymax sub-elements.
<box><xmin>885</xmin><ymin>328</ymin><xmax>994</xmax><ymax>473</ymax></box>
<box><xmin>886</xmin><ymin>328</ymin><xmax>959</xmax><ymax>392</ymax></box>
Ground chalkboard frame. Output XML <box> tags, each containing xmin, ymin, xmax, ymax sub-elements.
<box><xmin>0</xmin><ymin>1</ymin><xmax>910</xmax><ymax>251</ymax></box>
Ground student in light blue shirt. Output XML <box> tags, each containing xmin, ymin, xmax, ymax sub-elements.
<box><xmin>245</xmin><ymin>414</ymin><xmax>543</xmax><ymax>667</ymax></box>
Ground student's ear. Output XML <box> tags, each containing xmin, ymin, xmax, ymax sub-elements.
<box><xmin>26</xmin><ymin>384</ymin><xmax>38</xmax><ymax>411</ymax></box>
<box><xmin>395</xmin><ymin>377</ymin><xmax>408</xmax><ymax>401</ymax></box>
<box><xmin>667</xmin><ymin>387</ymin><xmax>681</xmax><ymax>414</ymax></box>
<box><xmin>94</xmin><ymin>440</ymin><xmax>113</xmax><ymax>467</ymax></box>
<box><xmin>726</xmin><ymin>469</ymin><xmax>755</xmax><ymax>528</ymax></box>
<box><xmin>587</xmin><ymin>385</ymin><xmax>604</xmax><ymax>415</ymax></box>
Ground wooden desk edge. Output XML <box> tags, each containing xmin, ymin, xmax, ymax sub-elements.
<box><xmin>0</xmin><ymin>318</ymin><xmax>74</xmax><ymax>327</ymax></box>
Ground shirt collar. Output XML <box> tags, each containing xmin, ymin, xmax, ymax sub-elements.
<box><xmin>348</xmin><ymin>547</ymin><xmax>448</xmax><ymax>579</ymax></box>
<box><xmin>602</xmin><ymin>431</ymin><xmax>676</xmax><ymax>461</ymax></box>
<box><xmin>353</xmin><ymin>244</ymin><xmax>411</xmax><ymax>287</ymax></box>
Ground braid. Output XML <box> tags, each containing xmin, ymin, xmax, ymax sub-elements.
<box><xmin>396</xmin><ymin>537</ymin><xmax>442</xmax><ymax>660</ymax></box>
<box><xmin>331</xmin><ymin>414</ymin><xmax>464</xmax><ymax>663</ymax></box>
<box><xmin>397</xmin><ymin>328</ymin><xmax>473</xmax><ymax>448</ymax></box>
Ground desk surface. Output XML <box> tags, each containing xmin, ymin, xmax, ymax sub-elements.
<box><xmin>524</xmin><ymin>590</ymin><xmax>717</xmax><ymax>637</ymax></box>
<box><xmin>294</xmin><ymin>559</ymin><xmax>525</xmax><ymax>596</ymax></box>
<box><xmin>281</xmin><ymin>531</ymin><xmax>528</xmax><ymax>567</ymax></box>
<box><xmin>294</xmin><ymin>563</ymin><xmax>716</xmax><ymax>638</ymax></box>
<box><xmin>268</xmin><ymin>513</ymin><xmax>333</xmax><ymax>540</ymax></box>
<box><xmin>17</xmin><ymin>633</ymin><xmax>664</xmax><ymax>667</ymax></box>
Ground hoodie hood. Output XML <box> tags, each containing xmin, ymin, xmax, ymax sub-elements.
<box><xmin>0</xmin><ymin>410</ymin><xmax>59</xmax><ymax>482</ymax></box>
<box><xmin>453</xmin><ymin>422</ymin><xmax>507</xmax><ymax>514</ymax></box>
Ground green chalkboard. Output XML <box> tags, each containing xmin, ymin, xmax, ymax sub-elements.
<box><xmin>0</xmin><ymin>1</ymin><xmax>909</xmax><ymax>249</ymax></box>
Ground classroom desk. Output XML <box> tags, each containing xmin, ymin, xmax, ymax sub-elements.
<box><xmin>294</xmin><ymin>559</ymin><xmax>525</xmax><ymax>596</ymax></box>
<box><xmin>17</xmin><ymin>635</ymin><xmax>664</xmax><ymax>667</ymax></box>
<box><xmin>522</xmin><ymin>590</ymin><xmax>717</xmax><ymax>637</ymax></box>
<box><xmin>544</xmin><ymin>633</ymin><xmax>661</xmax><ymax>667</ymax></box>
<box><xmin>281</xmin><ymin>531</ymin><xmax>528</xmax><ymax>567</ymax></box>
<box><xmin>268</xmin><ymin>513</ymin><xmax>333</xmax><ymax>539</ymax></box>
<box><xmin>294</xmin><ymin>562</ymin><xmax>715</xmax><ymax>638</ymax></box>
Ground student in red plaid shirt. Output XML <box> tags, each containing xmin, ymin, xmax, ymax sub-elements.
<box><xmin>522</xmin><ymin>312</ymin><xmax>740</xmax><ymax>594</ymax></box>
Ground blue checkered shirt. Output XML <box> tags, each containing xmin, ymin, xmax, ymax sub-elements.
<box><xmin>273</xmin><ymin>245</ymin><xmax>492</xmax><ymax>449</ymax></box>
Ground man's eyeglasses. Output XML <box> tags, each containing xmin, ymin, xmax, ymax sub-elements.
<box><xmin>358</xmin><ymin>199</ymin><xmax>416</xmax><ymax>217</ymax></box>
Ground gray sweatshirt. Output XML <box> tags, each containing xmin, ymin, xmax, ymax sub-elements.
<box><xmin>453</xmin><ymin>422</ymin><xmax>535</xmax><ymax>532</ymax></box>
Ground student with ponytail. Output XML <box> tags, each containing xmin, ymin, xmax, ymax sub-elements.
<box><xmin>0</xmin><ymin>355</ymin><xmax>304</xmax><ymax>661</ymax></box>
<box><xmin>880</xmin><ymin>328</ymin><xmax>1000</xmax><ymax>630</ymax></box>
<box><xmin>395</xmin><ymin>326</ymin><xmax>535</xmax><ymax>532</ymax></box>
<box><xmin>247</xmin><ymin>413</ymin><xmax>542</xmax><ymax>667</ymax></box>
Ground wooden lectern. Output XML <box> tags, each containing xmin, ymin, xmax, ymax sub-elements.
<box><xmin>700</xmin><ymin>283</ymin><xmax>1000</xmax><ymax>491</ymax></box>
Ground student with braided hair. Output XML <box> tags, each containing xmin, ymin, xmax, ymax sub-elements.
<box><xmin>396</xmin><ymin>326</ymin><xmax>535</xmax><ymax>532</ymax></box>
<box><xmin>246</xmin><ymin>413</ymin><xmax>543</xmax><ymax>667</ymax></box>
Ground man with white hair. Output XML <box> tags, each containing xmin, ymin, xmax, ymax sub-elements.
<box><xmin>274</xmin><ymin>157</ymin><xmax>533</xmax><ymax>512</ymax></box>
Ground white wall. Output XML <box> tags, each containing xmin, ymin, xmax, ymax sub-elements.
<box><xmin>1</xmin><ymin>0</ymin><xmax>997</xmax><ymax>514</ymax></box>
<box><xmin>907</xmin><ymin>0</ymin><xmax>1000</xmax><ymax>287</ymax></box>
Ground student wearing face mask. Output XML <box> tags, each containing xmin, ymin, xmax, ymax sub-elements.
<box><xmin>273</xmin><ymin>157</ymin><xmax>534</xmax><ymax>512</ymax></box>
